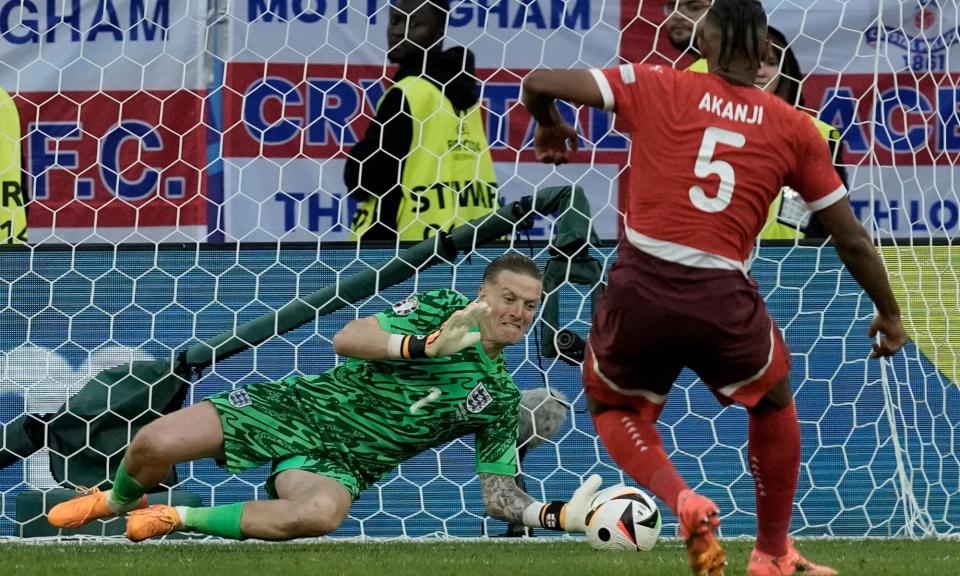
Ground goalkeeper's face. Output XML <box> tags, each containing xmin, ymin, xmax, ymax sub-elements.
<box><xmin>477</xmin><ymin>271</ymin><xmax>543</xmax><ymax>347</ymax></box>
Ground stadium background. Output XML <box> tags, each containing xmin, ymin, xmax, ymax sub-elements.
<box><xmin>0</xmin><ymin>0</ymin><xmax>956</xmax><ymax>540</ymax></box>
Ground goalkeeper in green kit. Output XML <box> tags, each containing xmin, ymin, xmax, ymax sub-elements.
<box><xmin>49</xmin><ymin>254</ymin><xmax>603</xmax><ymax>541</ymax></box>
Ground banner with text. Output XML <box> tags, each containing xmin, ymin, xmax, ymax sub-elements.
<box><xmin>0</xmin><ymin>0</ymin><xmax>207</xmax><ymax>243</ymax></box>
<box><xmin>221</xmin><ymin>0</ymin><xmax>624</xmax><ymax>241</ymax></box>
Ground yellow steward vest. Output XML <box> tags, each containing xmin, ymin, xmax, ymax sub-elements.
<box><xmin>0</xmin><ymin>86</ymin><xmax>26</xmax><ymax>244</ymax></box>
<box><xmin>351</xmin><ymin>76</ymin><xmax>498</xmax><ymax>241</ymax></box>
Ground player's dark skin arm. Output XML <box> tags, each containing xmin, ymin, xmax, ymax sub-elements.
<box><xmin>521</xmin><ymin>69</ymin><xmax>605</xmax><ymax>122</ymax></box>
<box><xmin>816</xmin><ymin>198</ymin><xmax>907</xmax><ymax>358</ymax></box>
<box><xmin>479</xmin><ymin>472</ymin><xmax>535</xmax><ymax>524</ymax></box>
<box><xmin>521</xmin><ymin>70</ymin><xmax>603</xmax><ymax>164</ymax></box>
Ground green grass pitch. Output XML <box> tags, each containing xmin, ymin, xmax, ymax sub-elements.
<box><xmin>0</xmin><ymin>539</ymin><xmax>956</xmax><ymax>576</ymax></box>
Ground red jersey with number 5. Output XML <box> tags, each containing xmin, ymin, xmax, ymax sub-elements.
<box><xmin>591</xmin><ymin>64</ymin><xmax>846</xmax><ymax>271</ymax></box>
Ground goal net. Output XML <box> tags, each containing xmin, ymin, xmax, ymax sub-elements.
<box><xmin>0</xmin><ymin>0</ymin><xmax>957</xmax><ymax>540</ymax></box>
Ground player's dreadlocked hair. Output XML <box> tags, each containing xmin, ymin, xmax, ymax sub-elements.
<box><xmin>483</xmin><ymin>253</ymin><xmax>543</xmax><ymax>284</ymax></box>
<box><xmin>706</xmin><ymin>0</ymin><xmax>768</xmax><ymax>71</ymax></box>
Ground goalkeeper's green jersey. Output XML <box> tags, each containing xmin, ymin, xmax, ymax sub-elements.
<box><xmin>290</xmin><ymin>289</ymin><xmax>521</xmax><ymax>476</ymax></box>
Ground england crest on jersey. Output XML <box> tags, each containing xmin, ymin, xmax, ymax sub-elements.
<box><xmin>466</xmin><ymin>383</ymin><xmax>493</xmax><ymax>413</ymax></box>
<box><xmin>228</xmin><ymin>389</ymin><xmax>252</xmax><ymax>408</ymax></box>
<box><xmin>392</xmin><ymin>296</ymin><xmax>420</xmax><ymax>316</ymax></box>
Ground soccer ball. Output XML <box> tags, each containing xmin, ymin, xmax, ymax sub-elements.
<box><xmin>585</xmin><ymin>485</ymin><xmax>661</xmax><ymax>551</ymax></box>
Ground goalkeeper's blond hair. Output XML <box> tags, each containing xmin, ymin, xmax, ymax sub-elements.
<box><xmin>482</xmin><ymin>253</ymin><xmax>542</xmax><ymax>285</ymax></box>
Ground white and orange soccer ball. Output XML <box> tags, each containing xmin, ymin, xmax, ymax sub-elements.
<box><xmin>585</xmin><ymin>484</ymin><xmax>661</xmax><ymax>551</ymax></box>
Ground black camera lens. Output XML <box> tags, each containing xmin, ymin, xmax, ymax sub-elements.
<box><xmin>555</xmin><ymin>329</ymin><xmax>585</xmax><ymax>365</ymax></box>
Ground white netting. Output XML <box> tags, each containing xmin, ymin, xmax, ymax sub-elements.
<box><xmin>0</xmin><ymin>0</ymin><xmax>957</xmax><ymax>540</ymax></box>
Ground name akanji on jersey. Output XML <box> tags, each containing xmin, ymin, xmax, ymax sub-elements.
<box><xmin>591</xmin><ymin>64</ymin><xmax>846</xmax><ymax>272</ymax></box>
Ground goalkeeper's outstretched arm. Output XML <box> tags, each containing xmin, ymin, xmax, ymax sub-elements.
<box><xmin>479</xmin><ymin>472</ymin><xmax>601</xmax><ymax>533</ymax></box>
<box><xmin>333</xmin><ymin>316</ymin><xmax>396</xmax><ymax>360</ymax></box>
<box><xmin>333</xmin><ymin>302</ymin><xmax>491</xmax><ymax>361</ymax></box>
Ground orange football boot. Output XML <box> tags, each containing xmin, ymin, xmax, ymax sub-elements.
<box><xmin>125</xmin><ymin>504</ymin><xmax>183</xmax><ymax>542</ymax></box>
<box><xmin>677</xmin><ymin>489</ymin><xmax>726</xmax><ymax>576</ymax></box>
<box><xmin>48</xmin><ymin>487</ymin><xmax>146</xmax><ymax>529</ymax></box>
<box><xmin>747</xmin><ymin>538</ymin><xmax>838</xmax><ymax>576</ymax></box>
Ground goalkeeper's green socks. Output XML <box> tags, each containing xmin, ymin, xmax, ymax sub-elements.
<box><xmin>177</xmin><ymin>502</ymin><xmax>246</xmax><ymax>540</ymax></box>
<box><xmin>107</xmin><ymin>459</ymin><xmax>147</xmax><ymax>512</ymax></box>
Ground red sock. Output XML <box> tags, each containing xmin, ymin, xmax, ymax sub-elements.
<box><xmin>748</xmin><ymin>400</ymin><xmax>800</xmax><ymax>557</ymax></box>
<box><xmin>592</xmin><ymin>408</ymin><xmax>689</xmax><ymax>516</ymax></box>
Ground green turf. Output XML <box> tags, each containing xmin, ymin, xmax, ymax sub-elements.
<box><xmin>0</xmin><ymin>539</ymin><xmax>955</xmax><ymax>576</ymax></box>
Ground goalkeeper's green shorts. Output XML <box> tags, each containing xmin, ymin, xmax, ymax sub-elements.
<box><xmin>206</xmin><ymin>377</ymin><xmax>391</xmax><ymax>500</ymax></box>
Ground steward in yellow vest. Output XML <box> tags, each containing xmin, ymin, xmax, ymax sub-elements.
<box><xmin>0</xmin><ymin>86</ymin><xmax>26</xmax><ymax>244</ymax></box>
<box><xmin>345</xmin><ymin>0</ymin><xmax>497</xmax><ymax>242</ymax></box>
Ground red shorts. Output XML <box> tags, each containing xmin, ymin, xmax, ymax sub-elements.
<box><xmin>583</xmin><ymin>245</ymin><xmax>790</xmax><ymax>412</ymax></box>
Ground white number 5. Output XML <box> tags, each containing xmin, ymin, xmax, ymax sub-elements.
<box><xmin>689</xmin><ymin>126</ymin><xmax>746</xmax><ymax>213</ymax></box>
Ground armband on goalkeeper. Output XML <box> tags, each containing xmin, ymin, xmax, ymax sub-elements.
<box><xmin>523</xmin><ymin>500</ymin><xmax>569</xmax><ymax>531</ymax></box>
<box><xmin>386</xmin><ymin>303</ymin><xmax>490</xmax><ymax>360</ymax></box>
<box><xmin>387</xmin><ymin>333</ymin><xmax>437</xmax><ymax>360</ymax></box>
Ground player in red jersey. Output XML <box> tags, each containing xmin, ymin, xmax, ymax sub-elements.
<box><xmin>521</xmin><ymin>1</ymin><xmax>907</xmax><ymax>575</ymax></box>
